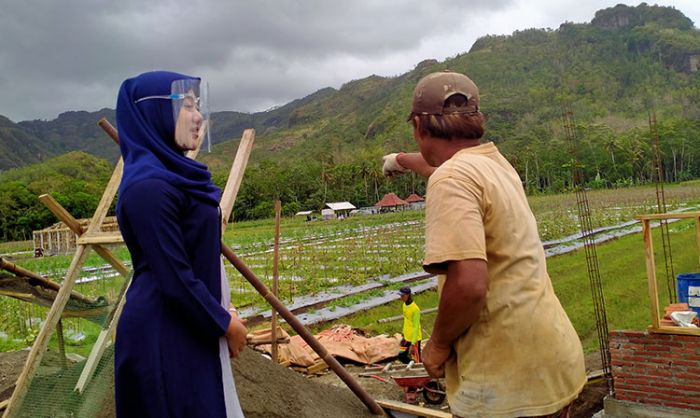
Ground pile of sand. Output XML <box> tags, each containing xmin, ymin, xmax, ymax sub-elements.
<box><xmin>0</xmin><ymin>348</ymin><xmax>607</xmax><ymax>417</ymax></box>
<box><xmin>233</xmin><ymin>348</ymin><xmax>376</xmax><ymax>418</ymax></box>
<box><xmin>0</xmin><ymin>348</ymin><xmax>377</xmax><ymax>418</ymax></box>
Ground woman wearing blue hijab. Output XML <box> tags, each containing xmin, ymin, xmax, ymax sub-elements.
<box><xmin>114</xmin><ymin>71</ymin><xmax>247</xmax><ymax>418</ymax></box>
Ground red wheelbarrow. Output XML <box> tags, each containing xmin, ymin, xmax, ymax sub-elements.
<box><xmin>391</xmin><ymin>374</ymin><xmax>446</xmax><ymax>405</ymax></box>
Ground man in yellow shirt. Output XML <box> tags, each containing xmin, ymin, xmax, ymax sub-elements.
<box><xmin>398</xmin><ymin>286</ymin><xmax>422</xmax><ymax>363</ymax></box>
<box><xmin>382</xmin><ymin>71</ymin><xmax>586</xmax><ymax>418</ymax></box>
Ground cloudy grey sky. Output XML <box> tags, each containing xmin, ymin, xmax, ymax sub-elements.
<box><xmin>1</xmin><ymin>0</ymin><xmax>698</xmax><ymax>122</ymax></box>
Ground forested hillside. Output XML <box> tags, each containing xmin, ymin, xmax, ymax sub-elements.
<box><xmin>206</xmin><ymin>3</ymin><xmax>700</xmax><ymax>220</ymax></box>
<box><xmin>1</xmin><ymin>3</ymin><xmax>699</xmax><ymax>240</ymax></box>
<box><xmin>0</xmin><ymin>152</ymin><xmax>111</xmax><ymax>241</ymax></box>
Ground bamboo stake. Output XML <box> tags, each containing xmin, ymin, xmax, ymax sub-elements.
<box><xmin>220</xmin><ymin>129</ymin><xmax>255</xmax><ymax>232</ymax></box>
<box><xmin>0</xmin><ymin>257</ymin><xmax>96</xmax><ymax>305</ymax></box>
<box><xmin>56</xmin><ymin>319</ymin><xmax>66</xmax><ymax>368</ymax></box>
<box><xmin>3</xmin><ymin>245</ymin><xmax>90</xmax><ymax>418</ymax></box>
<box><xmin>220</xmin><ymin>242</ymin><xmax>386</xmax><ymax>416</ymax></box>
<box><xmin>271</xmin><ymin>200</ymin><xmax>281</xmax><ymax>363</ymax></box>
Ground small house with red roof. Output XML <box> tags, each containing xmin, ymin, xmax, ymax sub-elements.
<box><xmin>375</xmin><ymin>193</ymin><xmax>408</xmax><ymax>212</ymax></box>
<box><xmin>404</xmin><ymin>193</ymin><xmax>425</xmax><ymax>209</ymax></box>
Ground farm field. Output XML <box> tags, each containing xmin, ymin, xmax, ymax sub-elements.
<box><xmin>0</xmin><ymin>181</ymin><xmax>699</xmax><ymax>356</ymax></box>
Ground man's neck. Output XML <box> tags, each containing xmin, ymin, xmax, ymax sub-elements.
<box><xmin>432</xmin><ymin>138</ymin><xmax>481</xmax><ymax>166</ymax></box>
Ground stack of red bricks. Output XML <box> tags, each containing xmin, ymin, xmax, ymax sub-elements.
<box><xmin>610</xmin><ymin>330</ymin><xmax>700</xmax><ymax>411</ymax></box>
<box><xmin>660</xmin><ymin>303</ymin><xmax>700</xmax><ymax>327</ymax></box>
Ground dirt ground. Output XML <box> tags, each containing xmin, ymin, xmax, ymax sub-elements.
<box><xmin>0</xmin><ymin>348</ymin><xmax>607</xmax><ymax>417</ymax></box>
<box><xmin>0</xmin><ymin>348</ymin><xmax>376</xmax><ymax>418</ymax></box>
<box><xmin>314</xmin><ymin>351</ymin><xmax>608</xmax><ymax>418</ymax></box>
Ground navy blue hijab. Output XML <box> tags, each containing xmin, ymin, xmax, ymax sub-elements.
<box><xmin>116</xmin><ymin>71</ymin><xmax>220</xmax><ymax>206</ymax></box>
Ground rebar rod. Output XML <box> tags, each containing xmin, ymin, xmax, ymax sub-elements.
<box><xmin>649</xmin><ymin>111</ymin><xmax>676</xmax><ymax>303</ymax></box>
<box><xmin>562</xmin><ymin>106</ymin><xmax>613</xmax><ymax>395</ymax></box>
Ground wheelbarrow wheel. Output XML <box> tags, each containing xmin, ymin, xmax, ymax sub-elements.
<box><xmin>423</xmin><ymin>380</ymin><xmax>446</xmax><ymax>404</ymax></box>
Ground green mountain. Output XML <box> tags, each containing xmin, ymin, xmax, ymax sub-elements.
<box><xmin>0</xmin><ymin>115</ymin><xmax>46</xmax><ymax>170</ymax></box>
<box><xmin>0</xmin><ymin>86</ymin><xmax>336</xmax><ymax>171</ymax></box>
<box><xmin>200</xmin><ymin>3</ymin><xmax>700</xmax><ymax>218</ymax></box>
<box><xmin>1</xmin><ymin>3</ymin><xmax>699</xmax><ymax>235</ymax></box>
<box><xmin>0</xmin><ymin>152</ymin><xmax>112</xmax><ymax>241</ymax></box>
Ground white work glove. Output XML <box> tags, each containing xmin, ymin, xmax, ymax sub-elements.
<box><xmin>382</xmin><ymin>153</ymin><xmax>408</xmax><ymax>177</ymax></box>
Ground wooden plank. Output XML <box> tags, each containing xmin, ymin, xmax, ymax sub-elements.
<box><xmin>642</xmin><ymin>219</ymin><xmax>661</xmax><ymax>329</ymax></box>
<box><xmin>93</xmin><ymin>246</ymin><xmax>129</xmax><ymax>277</ymax></box>
<box><xmin>38</xmin><ymin>194</ymin><xmax>84</xmax><ymax>234</ymax></box>
<box><xmin>649</xmin><ymin>326</ymin><xmax>700</xmax><ymax>336</ymax></box>
<box><xmin>39</xmin><ymin>194</ymin><xmax>129</xmax><ymax>277</ymax></box>
<box><xmin>271</xmin><ymin>200</ymin><xmax>281</xmax><ymax>363</ymax></box>
<box><xmin>85</xmin><ymin>158</ymin><xmax>123</xmax><ymax>236</ymax></box>
<box><xmin>376</xmin><ymin>400</ymin><xmax>452</xmax><ymax>418</ymax></box>
<box><xmin>3</xmin><ymin>244</ymin><xmax>90</xmax><ymax>417</ymax></box>
<box><xmin>220</xmin><ymin>129</ymin><xmax>255</xmax><ymax>232</ymax></box>
<box><xmin>696</xmin><ymin>216</ymin><xmax>700</xmax><ymax>269</ymax></box>
<box><xmin>56</xmin><ymin>319</ymin><xmax>66</xmax><ymax>367</ymax></box>
<box><xmin>636</xmin><ymin>212</ymin><xmax>700</xmax><ymax>221</ymax></box>
<box><xmin>77</xmin><ymin>233</ymin><xmax>124</xmax><ymax>245</ymax></box>
<box><xmin>246</xmin><ymin>338</ymin><xmax>290</xmax><ymax>346</ymax></box>
<box><xmin>305</xmin><ymin>360</ymin><xmax>329</xmax><ymax>375</ymax></box>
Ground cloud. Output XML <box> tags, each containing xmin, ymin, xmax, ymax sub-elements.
<box><xmin>0</xmin><ymin>0</ymin><xmax>697</xmax><ymax>122</ymax></box>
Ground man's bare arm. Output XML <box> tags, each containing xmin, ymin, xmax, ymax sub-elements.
<box><xmin>430</xmin><ymin>259</ymin><xmax>488</xmax><ymax>348</ymax></box>
<box><xmin>396</xmin><ymin>152</ymin><xmax>436</xmax><ymax>178</ymax></box>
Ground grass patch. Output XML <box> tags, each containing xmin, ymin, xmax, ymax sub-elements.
<box><xmin>316</xmin><ymin>220</ymin><xmax>700</xmax><ymax>353</ymax></box>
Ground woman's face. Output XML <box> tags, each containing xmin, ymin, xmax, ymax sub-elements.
<box><xmin>174</xmin><ymin>92</ymin><xmax>203</xmax><ymax>151</ymax></box>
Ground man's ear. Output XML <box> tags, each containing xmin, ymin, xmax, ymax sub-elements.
<box><xmin>413</xmin><ymin>116</ymin><xmax>425</xmax><ymax>141</ymax></box>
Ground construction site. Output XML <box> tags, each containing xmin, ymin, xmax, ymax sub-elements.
<box><xmin>0</xmin><ymin>103</ymin><xmax>698</xmax><ymax>418</ymax></box>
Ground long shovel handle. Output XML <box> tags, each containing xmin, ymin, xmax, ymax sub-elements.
<box><xmin>220</xmin><ymin>241</ymin><xmax>386</xmax><ymax>416</ymax></box>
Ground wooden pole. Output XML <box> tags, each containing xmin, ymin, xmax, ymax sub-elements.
<box><xmin>97</xmin><ymin>118</ymin><xmax>119</xmax><ymax>144</ymax></box>
<box><xmin>220</xmin><ymin>129</ymin><xmax>255</xmax><ymax>232</ymax></box>
<box><xmin>0</xmin><ymin>257</ymin><xmax>96</xmax><ymax>305</ymax></box>
<box><xmin>220</xmin><ymin>242</ymin><xmax>386</xmax><ymax>416</ymax></box>
<box><xmin>271</xmin><ymin>200</ymin><xmax>281</xmax><ymax>363</ymax></box>
<box><xmin>38</xmin><ymin>194</ymin><xmax>129</xmax><ymax>277</ymax></box>
<box><xmin>696</xmin><ymin>215</ymin><xmax>700</xmax><ymax>268</ymax></box>
<box><xmin>3</xmin><ymin>245</ymin><xmax>90</xmax><ymax>418</ymax></box>
<box><xmin>643</xmin><ymin>219</ymin><xmax>660</xmax><ymax>328</ymax></box>
<box><xmin>56</xmin><ymin>319</ymin><xmax>66</xmax><ymax>368</ymax></box>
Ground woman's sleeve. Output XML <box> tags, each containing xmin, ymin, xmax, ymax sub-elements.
<box><xmin>122</xmin><ymin>181</ymin><xmax>230</xmax><ymax>339</ymax></box>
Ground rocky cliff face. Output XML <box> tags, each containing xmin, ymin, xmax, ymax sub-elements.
<box><xmin>592</xmin><ymin>3</ymin><xmax>694</xmax><ymax>31</ymax></box>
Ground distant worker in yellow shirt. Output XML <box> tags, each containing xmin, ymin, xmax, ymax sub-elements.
<box><xmin>398</xmin><ymin>286</ymin><xmax>422</xmax><ymax>364</ymax></box>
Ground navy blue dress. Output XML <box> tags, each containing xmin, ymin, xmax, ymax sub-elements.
<box><xmin>115</xmin><ymin>178</ymin><xmax>232</xmax><ymax>417</ymax></box>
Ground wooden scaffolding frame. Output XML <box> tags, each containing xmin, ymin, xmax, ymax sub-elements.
<box><xmin>638</xmin><ymin>211</ymin><xmax>700</xmax><ymax>336</ymax></box>
<box><xmin>3</xmin><ymin>118</ymin><xmax>255</xmax><ymax>417</ymax></box>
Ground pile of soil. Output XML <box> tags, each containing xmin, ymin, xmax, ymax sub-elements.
<box><xmin>0</xmin><ymin>348</ymin><xmax>376</xmax><ymax>418</ymax></box>
<box><xmin>0</xmin><ymin>348</ymin><xmax>608</xmax><ymax>417</ymax></box>
<box><xmin>233</xmin><ymin>348</ymin><xmax>376</xmax><ymax>418</ymax></box>
<box><xmin>315</xmin><ymin>352</ymin><xmax>608</xmax><ymax>417</ymax></box>
<box><xmin>0</xmin><ymin>349</ymin><xmax>27</xmax><ymax>402</ymax></box>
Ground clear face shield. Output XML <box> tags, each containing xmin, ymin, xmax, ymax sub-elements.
<box><xmin>135</xmin><ymin>78</ymin><xmax>211</xmax><ymax>152</ymax></box>
<box><xmin>171</xmin><ymin>79</ymin><xmax>210</xmax><ymax>152</ymax></box>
